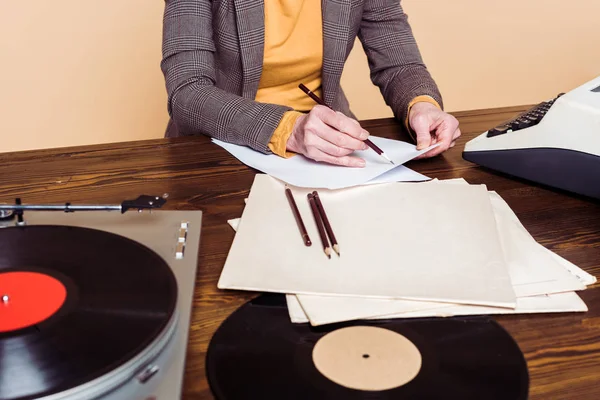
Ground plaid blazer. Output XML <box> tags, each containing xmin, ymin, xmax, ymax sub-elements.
<box><xmin>161</xmin><ymin>0</ymin><xmax>442</xmax><ymax>153</ymax></box>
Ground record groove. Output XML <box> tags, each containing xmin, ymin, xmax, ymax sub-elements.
<box><xmin>0</xmin><ymin>225</ymin><xmax>177</xmax><ymax>400</ymax></box>
<box><xmin>207</xmin><ymin>294</ymin><xmax>529</xmax><ymax>400</ymax></box>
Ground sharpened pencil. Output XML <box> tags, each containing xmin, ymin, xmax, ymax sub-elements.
<box><xmin>307</xmin><ymin>193</ymin><xmax>331</xmax><ymax>259</ymax></box>
<box><xmin>312</xmin><ymin>191</ymin><xmax>339</xmax><ymax>256</ymax></box>
<box><xmin>298</xmin><ymin>83</ymin><xmax>394</xmax><ymax>165</ymax></box>
<box><xmin>285</xmin><ymin>186</ymin><xmax>312</xmax><ymax>247</ymax></box>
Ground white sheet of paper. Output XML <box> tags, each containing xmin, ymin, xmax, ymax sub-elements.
<box><xmin>488</xmin><ymin>190</ymin><xmax>596</xmax><ymax>286</ymax></box>
<box><xmin>422</xmin><ymin>179</ymin><xmax>589</xmax><ymax>295</ymax></box>
<box><xmin>393</xmin><ymin>292</ymin><xmax>588</xmax><ymax>317</ymax></box>
<box><xmin>225</xmin><ymin>178</ymin><xmax>593</xmax><ymax>325</ymax></box>
<box><xmin>293</xmin><ymin>180</ymin><xmax>589</xmax><ymax>325</ymax></box>
<box><xmin>363</xmin><ymin>165</ymin><xmax>430</xmax><ymax>185</ymax></box>
<box><xmin>286</xmin><ymin>294</ymin><xmax>311</xmax><ymax>324</ymax></box>
<box><xmin>286</xmin><ymin>291</ymin><xmax>588</xmax><ymax>323</ymax></box>
<box><xmin>489</xmin><ymin>193</ymin><xmax>586</xmax><ymax>296</ymax></box>
<box><xmin>547</xmin><ymin>250</ymin><xmax>596</xmax><ymax>286</ymax></box>
<box><xmin>227</xmin><ymin>218</ymin><xmax>240</xmax><ymax>231</ymax></box>
<box><xmin>213</xmin><ymin>136</ymin><xmax>436</xmax><ymax>189</ymax></box>
<box><xmin>294</xmin><ymin>240</ymin><xmax>589</xmax><ymax>325</ymax></box>
<box><xmin>225</xmin><ymin>167</ymin><xmax>429</xmax><ymax>230</ymax></box>
<box><xmin>218</xmin><ymin>174</ymin><xmax>516</xmax><ymax>307</ymax></box>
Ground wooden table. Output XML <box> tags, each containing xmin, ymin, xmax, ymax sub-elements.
<box><xmin>1</xmin><ymin>106</ymin><xmax>599</xmax><ymax>399</ymax></box>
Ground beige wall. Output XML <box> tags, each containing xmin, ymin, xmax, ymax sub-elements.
<box><xmin>1</xmin><ymin>1</ymin><xmax>599</xmax><ymax>153</ymax></box>
<box><xmin>343</xmin><ymin>0</ymin><xmax>600</xmax><ymax>119</ymax></box>
<box><xmin>0</xmin><ymin>1</ymin><xmax>168</xmax><ymax>153</ymax></box>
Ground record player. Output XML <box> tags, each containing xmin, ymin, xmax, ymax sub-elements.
<box><xmin>0</xmin><ymin>196</ymin><xmax>202</xmax><ymax>400</ymax></box>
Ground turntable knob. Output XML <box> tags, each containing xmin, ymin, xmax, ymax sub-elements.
<box><xmin>175</xmin><ymin>221</ymin><xmax>189</xmax><ymax>259</ymax></box>
<box><xmin>175</xmin><ymin>242</ymin><xmax>185</xmax><ymax>260</ymax></box>
<box><xmin>137</xmin><ymin>364</ymin><xmax>160</xmax><ymax>384</ymax></box>
<box><xmin>178</xmin><ymin>228</ymin><xmax>187</xmax><ymax>243</ymax></box>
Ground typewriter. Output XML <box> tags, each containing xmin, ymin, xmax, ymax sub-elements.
<box><xmin>462</xmin><ymin>76</ymin><xmax>600</xmax><ymax>200</ymax></box>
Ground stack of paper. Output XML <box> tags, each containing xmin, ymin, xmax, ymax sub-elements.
<box><xmin>213</xmin><ymin>136</ymin><xmax>434</xmax><ymax>189</ymax></box>
<box><xmin>221</xmin><ymin>175</ymin><xmax>596</xmax><ymax>326</ymax></box>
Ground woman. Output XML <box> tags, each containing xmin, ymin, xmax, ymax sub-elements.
<box><xmin>161</xmin><ymin>0</ymin><xmax>460</xmax><ymax>167</ymax></box>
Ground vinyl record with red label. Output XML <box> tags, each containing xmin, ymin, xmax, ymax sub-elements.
<box><xmin>206</xmin><ymin>294</ymin><xmax>529</xmax><ymax>400</ymax></box>
<box><xmin>0</xmin><ymin>225</ymin><xmax>177</xmax><ymax>400</ymax></box>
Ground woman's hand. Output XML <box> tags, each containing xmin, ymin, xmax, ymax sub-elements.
<box><xmin>286</xmin><ymin>105</ymin><xmax>369</xmax><ymax>167</ymax></box>
<box><xmin>409</xmin><ymin>102</ymin><xmax>461</xmax><ymax>159</ymax></box>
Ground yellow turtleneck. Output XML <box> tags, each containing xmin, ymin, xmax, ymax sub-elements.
<box><xmin>258</xmin><ymin>1</ymin><xmax>440</xmax><ymax>157</ymax></box>
<box><xmin>257</xmin><ymin>0</ymin><xmax>321</xmax><ymax>157</ymax></box>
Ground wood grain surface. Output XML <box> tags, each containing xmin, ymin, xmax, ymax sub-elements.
<box><xmin>1</xmin><ymin>105</ymin><xmax>598</xmax><ymax>399</ymax></box>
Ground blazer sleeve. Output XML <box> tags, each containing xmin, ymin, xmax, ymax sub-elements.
<box><xmin>357</xmin><ymin>0</ymin><xmax>443</xmax><ymax>126</ymax></box>
<box><xmin>160</xmin><ymin>0</ymin><xmax>291</xmax><ymax>153</ymax></box>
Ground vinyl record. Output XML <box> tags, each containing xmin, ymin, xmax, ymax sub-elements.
<box><xmin>0</xmin><ymin>225</ymin><xmax>177</xmax><ymax>400</ymax></box>
<box><xmin>206</xmin><ymin>294</ymin><xmax>529</xmax><ymax>400</ymax></box>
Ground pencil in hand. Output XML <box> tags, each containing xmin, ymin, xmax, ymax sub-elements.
<box><xmin>307</xmin><ymin>193</ymin><xmax>331</xmax><ymax>259</ymax></box>
<box><xmin>298</xmin><ymin>83</ymin><xmax>327</xmax><ymax>108</ymax></box>
<box><xmin>298</xmin><ymin>83</ymin><xmax>394</xmax><ymax>165</ymax></box>
<box><xmin>312</xmin><ymin>191</ymin><xmax>339</xmax><ymax>256</ymax></box>
<box><xmin>285</xmin><ymin>185</ymin><xmax>312</xmax><ymax>247</ymax></box>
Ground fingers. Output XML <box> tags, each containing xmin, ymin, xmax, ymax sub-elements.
<box><xmin>410</xmin><ymin>114</ymin><xmax>433</xmax><ymax>151</ymax></box>
<box><xmin>307</xmin><ymin>149</ymin><xmax>366</xmax><ymax>168</ymax></box>
<box><xmin>305</xmin><ymin>133</ymin><xmax>357</xmax><ymax>159</ymax></box>
<box><xmin>305</xmin><ymin>110</ymin><xmax>367</xmax><ymax>152</ymax></box>
<box><xmin>419</xmin><ymin>119</ymin><xmax>460</xmax><ymax>158</ymax></box>
<box><xmin>304</xmin><ymin>133</ymin><xmax>365</xmax><ymax>167</ymax></box>
<box><xmin>314</xmin><ymin>106</ymin><xmax>369</xmax><ymax>143</ymax></box>
<box><xmin>449</xmin><ymin>127</ymin><xmax>461</xmax><ymax>148</ymax></box>
<box><xmin>452</xmin><ymin>127</ymin><xmax>461</xmax><ymax>141</ymax></box>
<box><xmin>413</xmin><ymin>125</ymin><xmax>461</xmax><ymax>160</ymax></box>
<box><xmin>411</xmin><ymin>114</ymin><xmax>436</xmax><ymax>159</ymax></box>
<box><xmin>317</xmin><ymin>122</ymin><xmax>368</xmax><ymax>152</ymax></box>
<box><xmin>294</xmin><ymin>106</ymin><xmax>368</xmax><ymax>167</ymax></box>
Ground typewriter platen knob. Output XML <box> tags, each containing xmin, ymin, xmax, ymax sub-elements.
<box><xmin>487</xmin><ymin>124</ymin><xmax>511</xmax><ymax>137</ymax></box>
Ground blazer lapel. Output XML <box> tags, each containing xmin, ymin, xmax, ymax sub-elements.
<box><xmin>321</xmin><ymin>0</ymin><xmax>351</xmax><ymax>106</ymax></box>
<box><xmin>233</xmin><ymin>0</ymin><xmax>265</xmax><ymax>98</ymax></box>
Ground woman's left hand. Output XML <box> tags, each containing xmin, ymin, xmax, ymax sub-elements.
<box><xmin>408</xmin><ymin>102</ymin><xmax>461</xmax><ymax>159</ymax></box>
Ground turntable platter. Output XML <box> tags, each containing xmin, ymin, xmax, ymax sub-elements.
<box><xmin>0</xmin><ymin>225</ymin><xmax>177</xmax><ymax>400</ymax></box>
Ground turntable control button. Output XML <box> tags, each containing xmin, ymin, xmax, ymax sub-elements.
<box><xmin>176</xmin><ymin>221</ymin><xmax>189</xmax><ymax>258</ymax></box>
<box><xmin>178</xmin><ymin>227</ymin><xmax>187</xmax><ymax>243</ymax></box>
<box><xmin>137</xmin><ymin>365</ymin><xmax>160</xmax><ymax>384</ymax></box>
<box><xmin>175</xmin><ymin>242</ymin><xmax>185</xmax><ymax>259</ymax></box>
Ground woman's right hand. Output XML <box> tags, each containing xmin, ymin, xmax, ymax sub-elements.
<box><xmin>286</xmin><ymin>105</ymin><xmax>370</xmax><ymax>167</ymax></box>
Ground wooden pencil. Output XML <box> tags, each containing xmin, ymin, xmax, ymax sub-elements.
<box><xmin>312</xmin><ymin>191</ymin><xmax>339</xmax><ymax>256</ymax></box>
<box><xmin>298</xmin><ymin>83</ymin><xmax>394</xmax><ymax>165</ymax></box>
<box><xmin>307</xmin><ymin>193</ymin><xmax>331</xmax><ymax>259</ymax></box>
<box><xmin>298</xmin><ymin>83</ymin><xmax>327</xmax><ymax>108</ymax></box>
<box><xmin>285</xmin><ymin>186</ymin><xmax>311</xmax><ymax>247</ymax></box>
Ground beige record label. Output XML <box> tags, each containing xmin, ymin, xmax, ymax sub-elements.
<box><xmin>312</xmin><ymin>326</ymin><xmax>422</xmax><ymax>391</ymax></box>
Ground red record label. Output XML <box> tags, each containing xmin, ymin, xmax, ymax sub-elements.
<box><xmin>0</xmin><ymin>271</ymin><xmax>67</xmax><ymax>332</ymax></box>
